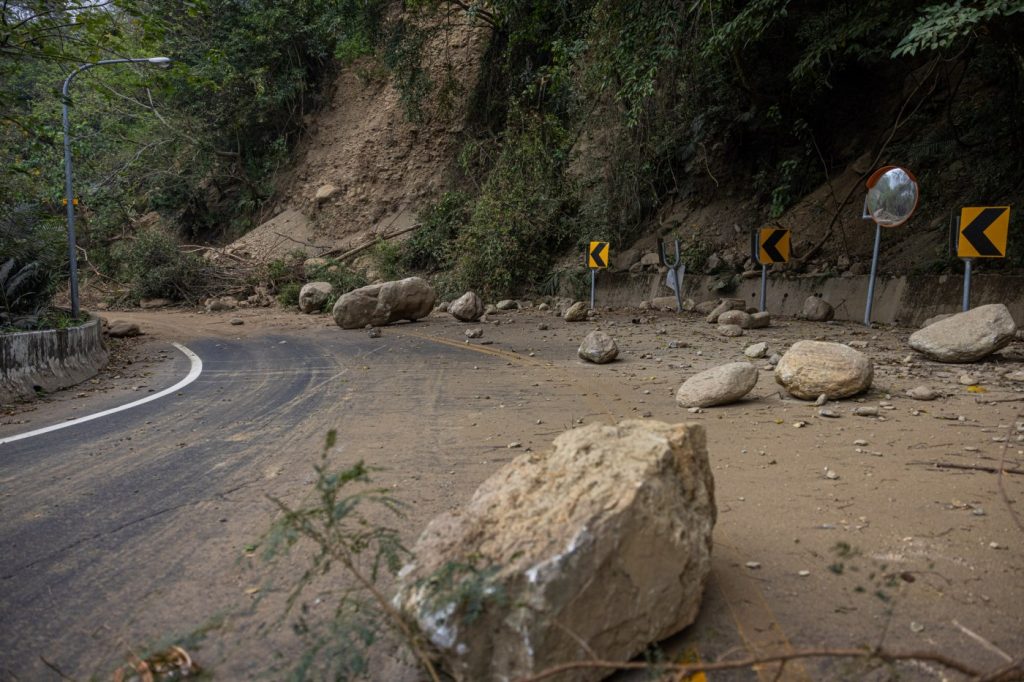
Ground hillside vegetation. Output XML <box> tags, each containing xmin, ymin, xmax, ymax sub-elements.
<box><xmin>2</xmin><ymin>1</ymin><xmax>1022</xmax><ymax>315</ymax></box>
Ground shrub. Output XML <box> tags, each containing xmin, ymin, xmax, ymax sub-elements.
<box><xmin>277</xmin><ymin>282</ymin><xmax>302</xmax><ymax>307</ymax></box>
<box><xmin>114</xmin><ymin>228</ymin><xmax>206</xmax><ymax>303</ymax></box>
<box><xmin>0</xmin><ymin>206</ymin><xmax>65</xmax><ymax>329</ymax></box>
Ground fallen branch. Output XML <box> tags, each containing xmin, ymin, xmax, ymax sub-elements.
<box><xmin>910</xmin><ymin>461</ymin><xmax>1024</xmax><ymax>476</ymax></box>
<box><xmin>320</xmin><ymin>223</ymin><xmax>423</xmax><ymax>261</ymax></box>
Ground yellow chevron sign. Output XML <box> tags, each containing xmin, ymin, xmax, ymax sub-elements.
<box><xmin>588</xmin><ymin>241</ymin><xmax>610</xmax><ymax>269</ymax></box>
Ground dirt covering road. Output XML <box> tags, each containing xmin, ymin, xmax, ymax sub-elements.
<box><xmin>1</xmin><ymin>302</ymin><xmax>1022</xmax><ymax>681</ymax></box>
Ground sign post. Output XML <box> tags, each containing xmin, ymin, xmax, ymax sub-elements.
<box><xmin>755</xmin><ymin>227</ymin><xmax>791</xmax><ymax>312</ymax></box>
<box><xmin>957</xmin><ymin>206</ymin><xmax>1010</xmax><ymax>311</ymax></box>
<box><xmin>659</xmin><ymin>238</ymin><xmax>685</xmax><ymax>312</ymax></box>
<box><xmin>587</xmin><ymin>241</ymin><xmax>609</xmax><ymax>309</ymax></box>
<box><xmin>861</xmin><ymin>166</ymin><xmax>919</xmax><ymax>326</ymax></box>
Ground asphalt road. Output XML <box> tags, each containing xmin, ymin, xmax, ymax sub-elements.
<box><xmin>0</xmin><ymin>328</ymin><xmax>509</xmax><ymax>680</ymax></box>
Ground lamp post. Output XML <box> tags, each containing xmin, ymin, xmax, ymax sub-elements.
<box><xmin>62</xmin><ymin>57</ymin><xmax>172</xmax><ymax>319</ymax></box>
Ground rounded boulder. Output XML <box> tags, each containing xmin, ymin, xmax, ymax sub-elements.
<box><xmin>775</xmin><ymin>340</ymin><xmax>873</xmax><ymax>400</ymax></box>
<box><xmin>675</xmin><ymin>362</ymin><xmax>758</xmax><ymax>408</ymax></box>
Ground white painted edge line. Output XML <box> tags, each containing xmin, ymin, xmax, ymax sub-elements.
<box><xmin>0</xmin><ymin>342</ymin><xmax>203</xmax><ymax>446</ymax></box>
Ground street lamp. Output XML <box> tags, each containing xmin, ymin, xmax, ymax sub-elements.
<box><xmin>61</xmin><ymin>57</ymin><xmax>172</xmax><ymax>319</ymax></box>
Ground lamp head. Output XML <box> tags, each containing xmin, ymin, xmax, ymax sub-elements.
<box><xmin>147</xmin><ymin>57</ymin><xmax>172</xmax><ymax>68</ymax></box>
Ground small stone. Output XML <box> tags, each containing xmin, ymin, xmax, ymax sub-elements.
<box><xmin>465</xmin><ymin>328</ymin><xmax>483</xmax><ymax>339</ymax></box>
<box><xmin>745</xmin><ymin>561</ymin><xmax>762</xmax><ymax>569</ymax></box>
<box><xmin>229</xmin><ymin>318</ymin><xmax>243</xmax><ymax>325</ymax></box>
<box><xmin>818</xmin><ymin>409</ymin><xmax>840</xmax><ymax>418</ymax></box>
<box><xmin>797</xmin><ymin>570</ymin><xmax>810</xmax><ymax>577</ymax></box>
<box><xmin>907</xmin><ymin>386</ymin><xmax>939</xmax><ymax>401</ymax></box>
<box><xmin>718</xmin><ymin>324</ymin><xmax>744</xmax><ymax>337</ymax></box>
<box><xmin>958</xmin><ymin>374</ymin><xmax>980</xmax><ymax>386</ymax></box>
<box><xmin>744</xmin><ymin>342</ymin><xmax>769</xmax><ymax>359</ymax></box>
<box><xmin>909</xmin><ymin>622</ymin><xmax>925</xmax><ymax>633</ymax></box>
<box><xmin>563</xmin><ymin>301</ymin><xmax>589</xmax><ymax>322</ymax></box>
<box><xmin>989</xmin><ymin>541</ymin><xmax>1002</xmax><ymax>549</ymax></box>
<box><xmin>853</xmin><ymin>406</ymin><xmax>879</xmax><ymax>417</ymax></box>
<box><xmin>825</xmin><ymin>469</ymin><xmax>840</xmax><ymax>480</ymax></box>
<box><xmin>367</xmin><ymin>328</ymin><xmax>381</xmax><ymax>338</ymax></box>
<box><xmin>507</xmin><ymin>442</ymin><xmax>522</xmax><ymax>449</ymax></box>
<box><xmin>538</xmin><ymin>323</ymin><xmax>549</xmax><ymax>331</ymax></box>
<box><xmin>793</xmin><ymin>421</ymin><xmax>807</xmax><ymax>428</ymax></box>
<box><xmin>854</xmin><ymin>439</ymin><xmax>868</xmax><ymax>446</ymax></box>
<box><xmin>814</xmin><ymin>394</ymin><xmax>828</xmax><ymax>406</ymax></box>
<box><xmin>687</xmin><ymin>407</ymin><xmax>703</xmax><ymax>414</ymax></box>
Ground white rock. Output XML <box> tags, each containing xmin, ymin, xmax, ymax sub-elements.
<box><xmin>774</xmin><ymin>340</ymin><xmax>873</xmax><ymax>400</ymax></box>
<box><xmin>395</xmin><ymin>421</ymin><xmax>715</xmax><ymax>682</ymax></box>
<box><xmin>314</xmin><ymin>184</ymin><xmax>338</xmax><ymax>203</ymax></box>
<box><xmin>675</xmin><ymin>362</ymin><xmax>758</xmax><ymax>408</ymax></box>
<box><xmin>449</xmin><ymin>292</ymin><xmax>485</xmax><ymax>322</ymax></box>
<box><xmin>298</xmin><ymin>281</ymin><xmax>333</xmax><ymax>314</ymax></box>
<box><xmin>578</xmin><ymin>331</ymin><xmax>619</xmax><ymax>364</ymax></box>
<box><xmin>718</xmin><ymin>324</ymin><xmax>744</xmax><ymax>337</ymax></box>
<box><xmin>718</xmin><ymin>310</ymin><xmax>752</xmax><ymax>329</ymax></box>
<box><xmin>332</xmin><ymin>277</ymin><xmax>436</xmax><ymax>329</ymax></box>
<box><xmin>908</xmin><ymin>304</ymin><xmax>1017</xmax><ymax>363</ymax></box>
<box><xmin>563</xmin><ymin>301</ymin><xmax>589</xmax><ymax>322</ymax></box>
<box><xmin>744</xmin><ymin>342</ymin><xmax>769</xmax><ymax>359</ymax></box>
<box><xmin>800</xmin><ymin>296</ymin><xmax>834</xmax><ymax>322</ymax></box>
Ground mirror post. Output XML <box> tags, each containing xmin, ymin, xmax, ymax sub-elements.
<box><xmin>864</xmin><ymin>223</ymin><xmax>882</xmax><ymax>326</ymax></box>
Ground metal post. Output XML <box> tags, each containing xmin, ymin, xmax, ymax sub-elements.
<box><xmin>864</xmin><ymin>223</ymin><xmax>882</xmax><ymax>326</ymax></box>
<box><xmin>61</xmin><ymin>86</ymin><xmax>80</xmax><ymax>320</ymax></box>
<box><xmin>61</xmin><ymin>57</ymin><xmax>171</xmax><ymax>320</ymax></box>
<box><xmin>660</xmin><ymin>239</ymin><xmax>683</xmax><ymax>312</ymax></box>
<box><xmin>760</xmin><ymin>264</ymin><xmax>767</xmax><ymax>312</ymax></box>
<box><xmin>962</xmin><ymin>259</ymin><xmax>972</xmax><ymax>312</ymax></box>
<box><xmin>590</xmin><ymin>268</ymin><xmax>595</xmax><ymax>310</ymax></box>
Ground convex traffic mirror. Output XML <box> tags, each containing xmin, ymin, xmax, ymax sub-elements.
<box><xmin>865</xmin><ymin>166</ymin><xmax>919</xmax><ymax>227</ymax></box>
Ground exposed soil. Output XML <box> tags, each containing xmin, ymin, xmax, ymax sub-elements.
<box><xmin>5</xmin><ymin>301</ymin><xmax>1022</xmax><ymax>681</ymax></box>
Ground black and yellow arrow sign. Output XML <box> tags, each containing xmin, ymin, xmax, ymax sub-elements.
<box><xmin>588</xmin><ymin>241</ymin><xmax>610</xmax><ymax>269</ymax></box>
<box><xmin>959</xmin><ymin>206</ymin><xmax>1009</xmax><ymax>258</ymax></box>
<box><xmin>757</xmin><ymin>227</ymin><xmax>791</xmax><ymax>264</ymax></box>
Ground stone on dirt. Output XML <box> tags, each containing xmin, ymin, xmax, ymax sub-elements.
<box><xmin>563</xmin><ymin>301</ymin><xmax>589</xmax><ymax>322</ymax></box>
<box><xmin>331</xmin><ymin>277</ymin><xmax>436</xmax><ymax>329</ymax></box>
<box><xmin>205</xmin><ymin>296</ymin><xmax>237</xmax><ymax>312</ymax></box>
<box><xmin>298</xmin><ymin>281</ymin><xmax>333</xmax><ymax>314</ymax></box>
<box><xmin>749</xmin><ymin>311</ymin><xmax>771</xmax><ymax>329</ymax></box>
<box><xmin>774</xmin><ymin>340</ymin><xmax>873</xmax><ymax>400</ymax></box>
<box><xmin>106</xmin><ymin>321</ymin><xmax>141</xmax><ymax>338</ymax></box>
<box><xmin>314</xmin><ymin>184</ymin><xmax>338</xmax><ymax>203</ymax></box>
<box><xmin>718</xmin><ymin>310</ymin><xmax>752</xmax><ymax>329</ymax></box>
<box><xmin>718</xmin><ymin>324</ymin><xmax>744</xmax><ymax>337</ymax></box>
<box><xmin>394</xmin><ymin>420</ymin><xmax>716</xmax><ymax>682</ymax></box>
<box><xmin>464</xmin><ymin>328</ymin><xmax>483</xmax><ymax>339</ymax></box>
<box><xmin>908</xmin><ymin>304</ymin><xmax>1017</xmax><ymax>363</ymax></box>
<box><xmin>675</xmin><ymin>362</ymin><xmax>758</xmax><ymax>408</ymax></box>
<box><xmin>693</xmin><ymin>300</ymin><xmax>719</xmax><ymax>315</ymax></box>
<box><xmin>578</xmin><ymin>330</ymin><xmax>619</xmax><ymax>364</ymax></box>
<box><xmin>907</xmin><ymin>386</ymin><xmax>939</xmax><ymax>401</ymax></box>
<box><xmin>705</xmin><ymin>299</ymin><xmax>745</xmax><ymax>323</ymax></box>
<box><xmin>799</xmin><ymin>296</ymin><xmax>834</xmax><ymax>322</ymax></box>
<box><xmin>449</xmin><ymin>291</ymin><xmax>484</xmax><ymax>322</ymax></box>
<box><xmin>744</xmin><ymin>342</ymin><xmax>769</xmax><ymax>359</ymax></box>
<box><xmin>496</xmin><ymin>299</ymin><xmax>519</xmax><ymax>311</ymax></box>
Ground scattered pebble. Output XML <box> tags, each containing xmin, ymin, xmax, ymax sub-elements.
<box><xmin>745</xmin><ymin>561</ymin><xmax>761</xmax><ymax>569</ymax></box>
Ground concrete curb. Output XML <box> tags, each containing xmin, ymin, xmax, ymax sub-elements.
<box><xmin>1</xmin><ymin>315</ymin><xmax>109</xmax><ymax>404</ymax></box>
<box><xmin>588</xmin><ymin>271</ymin><xmax>1024</xmax><ymax>327</ymax></box>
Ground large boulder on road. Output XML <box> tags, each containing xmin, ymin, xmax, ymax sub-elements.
<box><xmin>331</xmin><ymin>277</ymin><xmax>436</xmax><ymax>329</ymax></box>
<box><xmin>799</xmin><ymin>296</ymin><xmax>834</xmax><ymax>322</ymax></box>
<box><xmin>908</xmin><ymin>304</ymin><xmax>1016</xmax><ymax>363</ymax></box>
<box><xmin>675</xmin><ymin>362</ymin><xmax>758</xmax><ymax>407</ymax></box>
<box><xmin>298</xmin><ymin>281</ymin><xmax>333</xmax><ymax>314</ymax></box>
<box><xmin>577</xmin><ymin>330</ymin><xmax>618</xmax><ymax>364</ymax></box>
<box><xmin>775</xmin><ymin>340</ymin><xmax>872</xmax><ymax>399</ymax></box>
<box><xmin>449</xmin><ymin>291</ymin><xmax>484</xmax><ymax>322</ymax></box>
<box><xmin>394</xmin><ymin>420</ymin><xmax>715</xmax><ymax>682</ymax></box>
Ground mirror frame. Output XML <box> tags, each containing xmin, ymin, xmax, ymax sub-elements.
<box><xmin>864</xmin><ymin>165</ymin><xmax>919</xmax><ymax>228</ymax></box>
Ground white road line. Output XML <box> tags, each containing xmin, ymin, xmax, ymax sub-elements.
<box><xmin>0</xmin><ymin>342</ymin><xmax>203</xmax><ymax>446</ymax></box>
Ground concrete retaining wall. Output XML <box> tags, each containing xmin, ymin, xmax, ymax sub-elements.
<box><xmin>1</xmin><ymin>316</ymin><xmax>108</xmax><ymax>404</ymax></box>
<box><xmin>590</xmin><ymin>271</ymin><xmax>1024</xmax><ymax>327</ymax></box>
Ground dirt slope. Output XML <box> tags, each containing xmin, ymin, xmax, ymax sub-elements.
<box><xmin>230</xmin><ymin>25</ymin><xmax>487</xmax><ymax>262</ymax></box>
